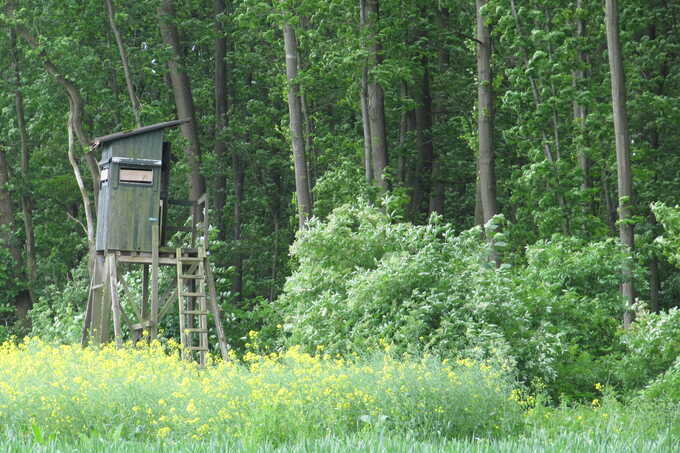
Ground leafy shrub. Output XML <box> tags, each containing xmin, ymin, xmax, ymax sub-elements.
<box><xmin>28</xmin><ymin>260</ymin><xmax>89</xmax><ymax>343</ymax></box>
<box><xmin>651</xmin><ymin>202</ymin><xmax>680</xmax><ymax>268</ymax></box>
<box><xmin>275</xmin><ymin>203</ymin><xmax>630</xmax><ymax>396</ymax></box>
<box><xmin>640</xmin><ymin>356</ymin><xmax>680</xmax><ymax>402</ymax></box>
<box><xmin>276</xmin><ymin>203</ymin><xmax>558</xmax><ymax>381</ymax></box>
<box><xmin>617</xmin><ymin>308</ymin><xmax>680</xmax><ymax>392</ymax></box>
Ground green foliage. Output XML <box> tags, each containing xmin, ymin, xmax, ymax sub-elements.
<box><xmin>652</xmin><ymin>202</ymin><xmax>680</xmax><ymax>267</ymax></box>
<box><xmin>28</xmin><ymin>261</ymin><xmax>88</xmax><ymax>344</ymax></box>
<box><xmin>275</xmin><ymin>204</ymin><xmax>635</xmax><ymax>398</ymax></box>
<box><xmin>641</xmin><ymin>356</ymin><xmax>680</xmax><ymax>403</ymax></box>
<box><xmin>617</xmin><ymin>308</ymin><xmax>680</xmax><ymax>393</ymax></box>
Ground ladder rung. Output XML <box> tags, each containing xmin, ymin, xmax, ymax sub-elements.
<box><xmin>179</xmin><ymin>274</ymin><xmax>204</xmax><ymax>279</ymax></box>
<box><xmin>90</xmin><ymin>284</ymin><xmax>104</xmax><ymax>290</ymax></box>
<box><xmin>183</xmin><ymin>328</ymin><xmax>208</xmax><ymax>333</ymax></box>
<box><xmin>179</xmin><ymin>257</ymin><xmax>202</xmax><ymax>262</ymax></box>
<box><xmin>180</xmin><ymin>292</ymin><xmax>206</xmax><ymax>297</ymax></box>
<box><xmin>183</xmin><ymin>310</ymin><xmax>209</xmax><ymax>315</ymax></box>
<box><xmin>187</xmin><ymin>346</ymin><xmax>209</xmax><ymax>351</ymax></box>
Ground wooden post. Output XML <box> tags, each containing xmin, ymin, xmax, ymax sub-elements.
<box><xmin>151</xmin><ymin>221</ymin><xmax>160</xmax><ymax>337</ymax></box>
<box><xmin>81</xmin><ymin>269</ymin><xmax>96</xmax><ymax>346</ymax></box>
<box><xmin>206</xmin><ymin>260</ymin><xmax>228</xmax><ymax>359</ymax></box>
<box><xmin>108</xmin><ymin>254</ymin><xmax>123</xmax><ymax>348</ymax></box>
<box><xmin>99</xmin><ymin>258</ymin><xmax>112</xmax><ymax>344</ymax></box>
<box><xmin>88</xmin><ymin>254</ymin><xmax>103</xmax><ymax>344</ymax></box>
<box><xmin>142</xmin><ymin>264</ymin><xmax>150</xmax><ymax>320</ymax></box>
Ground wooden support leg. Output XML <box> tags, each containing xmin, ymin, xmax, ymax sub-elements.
<box><xmin>206</xmin><ymin>259</ymin><xmax>229</xmax><ymax>360</ymax></box>
<box><xmin>142</xmin><ymin>264</ymin><xmax>150</xmax><ymax>321</ymax></box>
<box><xmin>88</xmin><ymin>255</ymin><xmax>102</xmax><ymax>345</ymax></box>
<box><xmin>108</xmin><ymin>254</ymin><xmax>123</xmax><ymax>348</ymax></box>
<box><xmin>81</xmin><ymin>281</ymin><xmax>94</xmax><ymax>347</ymax></box>
<box><xmin>151</xmin><ymin>223</ymin><xmax>160</xmax><ymax>338</ymax></box>
<box><xmin>98</xmin><ymin>257</ymin><xmax>112</xmax><ymax>344</ymax></box>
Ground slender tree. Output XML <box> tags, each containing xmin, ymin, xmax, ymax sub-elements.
<box><xmin>158</xmin><ymin>0</ymin><xmax>205</xmax><ymax>202</ymax></box>
<box><xmin>10</xmin><ymin>29</ymin><xmax>36</xmax><ymax>302</ymax></box>
<box><xmin>476</xmin><ymin>0</ymin><xmax>497</xmax><ymax>227</ymax></box>
<box><xmin>365</xmin><ymin>0</ymin><xmax>388</xmax><ymax>189</ymax></box>
<box><xmin>105</xmin><ymin>0</ymin><xmax>141</xmax><ymax>127</ymax></box>
<box><xmin>283</xmin><ymin>22</ymin><xmax>313</xmax><ymax>229</ymax></box>
<box><xmin>359</xmin><ymin>0</ymin><xmax>373</xmax><ymax>183</ymax></box>
<box><xmin>214</xmin><ymin>0</ymin><xmax>229</xmax><ymax>240</ymax></box>
<box><xmin>605</xmin><ymin>0</ymin><xmax>635</xmax><ymax>327</ymax></box>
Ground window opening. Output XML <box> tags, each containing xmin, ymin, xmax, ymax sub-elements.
<box><xmin>119</xmin><ymin>168</ymin><xmax>153</xmax><ymax>184</ymax></box>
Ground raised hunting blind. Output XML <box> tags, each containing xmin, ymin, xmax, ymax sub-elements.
<box><xmin>83</xmin><ymin>120</ymin><xmax>228</xmax><ymax>365</ymax></box>
<box><xmin>94</xmin><ymin>120</ymin><xmax>173</xmax><ymax>252</ymax></box>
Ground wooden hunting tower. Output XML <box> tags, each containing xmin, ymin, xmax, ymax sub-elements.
<box><xmin>83</xmin><ymin>120</ymin><xmax>228</xmax><ymax>365</ymax></box>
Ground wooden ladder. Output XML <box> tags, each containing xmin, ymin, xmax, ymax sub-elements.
<box><xmin>176</xmin><ymin>247</ymin><xmax>228</xmax><ymax>366</ymax></box>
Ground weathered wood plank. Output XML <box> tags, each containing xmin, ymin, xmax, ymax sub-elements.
<box><xmin>109</xmin><ymin>254</ymin><xmax>123</xmax><ymax>348</ymax></box>
<box><xmin>151</xmin><ymin>223</ymin><xmax>160</xmax><ymax>337</ymax></box>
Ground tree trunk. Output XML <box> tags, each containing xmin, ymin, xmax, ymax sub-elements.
<box><xmin>0</xmin><ymin>148</ymin><xmax>32</xmax><ymax>324</ymax></box>
<box><xmin>232</xmin><ymin>151</ymin><xmax>244</xmax><ymax>301</ymax></box>
<box><xmin>10</xmin><ymin>29</ymin><xmax>37</xmax><ymax>301</ymax></box>
<box><xmin>573</xmin><ymin>0</ymin><xmax>591</xmax><ymax>192</ymax></box>
<box><xmin>359</xmin><ymin>0</ymin><xmax>373</xmax><ymax>183</ymax></box>
<box><xmin>158</xmin><ymin>0</ymin><xmax>205</xmax><ymax>202</ymax></box>
<box><xmin>365</xmin><ymin>0</ymin><xmax>388</xmax><ymax>189</ymax></box>
<box><xmin>214</xmin><ymin>0</ymin><xmax>229</xmax><ymax>241</ymax></box>
<box><xmin>477</xmin><ymin>0</ymin><xmax>500</xmax><ymax>266</ymax></box>
<box><xmin>67</xmin><ymin>114</ymin><xmax>96</xmax><ymax>276</ymax></box>
<box><xmin>429</xmin><ymin>6</ymin><xmax>449</xmax><ymax>216</ymax></box>
<box><xmin>283</xmin><ymin>23</ymin><xmax>313</xmax><ymax>229</ymax></box>
<box><xmin>474</xmin><ymin>158</ymin><xmax>484</xmax><ymax>226</ymax></box>
<box><xmin>476</xmin><ymin>0</ymin><xmax>497</xmax><ymax>226</ymax></box>
<box><xmin>15</xmin><ymin>25</ymin><xmax>100</xmax><ymax>204</ymax></box>
<box><xmin>105</xmin><ymin>0</ymin><xmax>141</xmax><ymax>127</ymax></box>
<box><xmin>605</xmin><ymin>0</ymin><xmax>635</xmax><ymax>328</ymax></box>
<box><xmin>413</xmin><ymin>56</ymin><xmax>434</xmax><ymax>218</ymax></box>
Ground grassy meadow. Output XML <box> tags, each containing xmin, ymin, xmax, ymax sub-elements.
<box><xmin>0</xmin><ymin>337</ymin><xmax>678</xmax><ymax>452</ymax></box>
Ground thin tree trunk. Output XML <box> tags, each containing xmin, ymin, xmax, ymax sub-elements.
<box><xmin>105</xmin><ymin>0</ymin><xmax>141</xmax><ymax>127</ymax></box>
<box><xmin>601</xmin><ymin>169</ymin><xmax>617</xmax><ymax>234</ymax></box>
<box><xmin>509</xmin><ymin>0</ymin><xmax>570</xmax><ymax>235</ymax></box>
<box><xmin>476</xmin><ymin>0</ymin><xmax>497</xmax><ymax>226</ymax></box>
<box><xmin>360</xmin><ymin>0</ymin><xmax>373</xmax><ymax>183</ymax></box>
<box><xmin>413</xmin><ymin>56</ymin><xmax>434</xmax><ymax>217</ymax></box>
<box><xmin>283</xmin><ymin>23</ymin><xmax>313</xmax><ymax>229</ymax></box>
<box><xmin>158</xmin><ymin>0</ymin><xmax>205</xmax><ymax>202</ymax></box>
<box><xmin>270</xmin><ymin>212</ymin><xmax>279</xmax><ymax>302</ymax></box>
<box><xmin>214</xmin><ymin>0</ymin><xmax>229</xmax><ymax>241</ymax></box>
<box><xmin>232</xmin><ymin>152</ymin><xmax>244</xmax><ymax>301</ymax></box>
<box><xmin>477</xmin><ymin>0</ymin><xmax>499</xmax><ymax>266</ymax></box>
<box><xmin>397</xmin><ymin>81</ymin><xmax>408</xmax><ymax>185</ymax></box>
<box><xmin>573</xmin><ymin>0</ymin><xmax>591</xmax><ymax>192</ymax></box>
<box><xmin>474</xmin><ymin>158</ymin><xmax>484</xmax><ymax>226</ymax></box>
<box><xmin>0</xmin><ymin>148</ymin><xmax>32</xmax><ymax>325</ymax></box>
<box><xmin>300</xmin><ymin>87</ymin><xmax>315</xmax><ymax>201</ymax></box>
<box><xmin>429</xmin><ymin>6</ymin><xmax>449</xmax><ymax>216</ymax></box>
<box><xmin>366</xmin><ymin>0</ymin><xmax>388</xmax><ymax>189</ymax></box>
<box><xmin>15</xmin><ymin>25</ymin><xmax>100</xmax><ymax>204</ymax></box>
<box><xmin>10</xmin><ymin>29</ymin><xmax>36</xmax><ymax>299</ymax></box>
<box><xmin>605</xmin><ymin>0</ymin><xmax>635</xmax><ymax>328</ymax></box>
<box><xmin>67</xmin><ymin>114</ymin><xmax>96</xmax><ymax>276</ymax></box>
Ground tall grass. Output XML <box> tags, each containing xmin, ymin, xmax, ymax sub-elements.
<box><xmin>0</xmin><ymin>338</ymin><xmax>520</xmax><ymax>443</ymax></box>
<box><xmin>1</xmin><ymin>431</ymin><xmax>678</xmax><ymax>453</ymax></box>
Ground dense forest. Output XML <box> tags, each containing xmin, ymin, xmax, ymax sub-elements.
<box><xmin>3</xmin><ymin>0</ymin><xmax>680</xmax><ymax>404</ymax></box>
